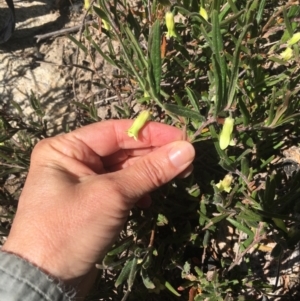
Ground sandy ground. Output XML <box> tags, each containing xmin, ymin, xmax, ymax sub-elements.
<box><xmin>0</xmin><ymin>0</ymin><xmax>85</xmax><ymax>134</ymax></box>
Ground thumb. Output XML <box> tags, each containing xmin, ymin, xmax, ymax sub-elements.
<box><xmin>114</xmin><ymin>141</ymin><xmax>195</xmax><ymax>202</ymax></box>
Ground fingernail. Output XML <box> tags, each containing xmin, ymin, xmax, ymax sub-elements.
<box><xmin>168</xmin><ymin>142</ymin><xmax>195</xmax><ymax>168</ymax></box>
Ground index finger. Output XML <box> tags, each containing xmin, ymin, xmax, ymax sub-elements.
<box><xmin>71</xmin><ymin>119</ymin><xmax>183</xmax><ymax>157</ymax></box>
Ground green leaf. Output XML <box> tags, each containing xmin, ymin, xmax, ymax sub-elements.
<box><xmin>164</xmin><ymin>280</ymin><xmax>181</xmax><ymax>297</ymax></box>
<box><xmin>148</xmin><ymin>20</ymin><xmax>161</xmax><ymax>97</ymax></box>
<box><xmin>227</xmin><ymin>218</ymin><xmax>254</xmax><ymax>238</ymax></box>
<box><xmin>263</xmin><ymin>175</ymin><xmax>276</xmax><ymax>211</ymax></box>
<box><xmin>67</xmin><ymin>34</ymin><xmax>87</xmax><ymax>54</ymax></box>
<box><xmin>107</xmin><ymin>237</ymin><xmax>133</xmax><ymax>256</ymax></box>
<box><xmin>283</xmin><ymin>7</ymin><xmax>293</xmax><ymax>37</ymax></box>
<box><xmin>123</xmin><ymin>25</ymin><xmax>147</xmax><ymax>68</ymax></box>
<box><xmin>185</xmin><ymin>87</ymin><xmax>200</xmax><ymax>112</ymax></box>
<box><xmin>11</xmin><ymin>100</ymin><xmax>23</xmax><ymax>116</ymax></box>
<box><xmin>209</xmin><ymin>212</ymin><xmax>230</xmax><ymax>226</ymax></box>
<box><xmin>164</xmin><ymin>104</ymin><xmax>205</xmax><ymax>121</ymax></box>
<box><xmin>220</xmin><ymin>10</ymin><xmax>244</xmax><ymax>27</ymax></box>
<box><xmin>256</xmin><ymin>0</ymin><xmax>266</xmax><ymax>25</ymax></box>
<box><xmin>227</xmin><ymin>24</ymin><xmax>251</xmax><ymax>108</ymax></box>
<box><xmin>211</xmin><ymin>10</ymin><xmax>227</xmax><ymax>114</ymax></box>
<box><xmin>241</xmin><ymin>157</ymin><xmax>250</xmax><ymax>179</ymax></box>
<box><xmin>89</xmin><ymin>38</ymin><xmax>117</xmax><ymax>67</ymax></box>
<box><xmin>238</xmin><ymin>98</ymin><xmax>250</xmax><ymax>126</ymax></box>
<box><xmin>141</xmin><ymin>268</ymin><xmax>155</xmax><ymax>289</ymax></box>
<box><xmin>203</xmin><ymin>230</ymin><xmax>210</xmax><ymax>247</ymax></box>
<box><xmin>127</xmin><ymin>257</ymin><xmax>138</xmax><ymax>290</ymax></box>
<box><xmin>115</xmin><ymin>257</ymin><xmax>134</xmax><ymax>288</ymax></box>
<box><xmin>93</xmin><ymin>5</ymin><xmax>110</xmax><ymax>24</ymax></box>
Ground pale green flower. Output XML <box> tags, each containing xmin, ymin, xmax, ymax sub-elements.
<box><xmin>165</xmin><ymin>12</ymin><xmax>177</xmax><ymax>39</ymax></box>
<box><xmin>199</xmin><ymin>7</ymin><xmax>208</xmax><ymax>21</ymax></box>
<box><xmin>280</xmin><ymin>47</ymin><xmax>293</xmax><ymax>61</ymax></box>
<box><xmin>216</xmin><ymin>174</ymin><xmax>233</xmax><ymax>193</ymax></box>
<box><xmin>219</xmin><ymin>116</ymin><xmax>234</xmax><ymax>150</ymax></box>
<box><xmin>127</xmin><ymin>110</ymin><xmax>151</xmax><ymax>141</ymax></box>
<box><xmin>287</xmin><ymin>32</ymin><xmax>300</xmax><ymax>46</ymax></box>
<box><xmin>102</xmin><ymin>19</ymin><xmax>110</xmax><ymax>30</ymax></box>
<box><xmin>84</xmin><ymin>0</ymin><xmax>90</xmax><ymax>10</ymax></box>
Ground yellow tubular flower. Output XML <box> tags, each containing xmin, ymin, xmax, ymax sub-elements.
<box><xmin>165</xmin><ymin>12</ymin><xmax>177</xmax><ymax>39</ymax></box>
<box><xmin>84</xmin><ymin>0</ymin><xmax>90</xmax><ymax>10</ymax></box>
<box><xmin>287</xmin><ymin>32</ymin><xmax>300</xmax><ymax>46</ymax></box>
<box><xmin>280</xmin><ymin>47</ymin><xmax>293</xmax><ymax>61</ymax></box>
<box><xmin>127</xmin><ymin>110</ymin><xmax>151</xmax><ymax>141</ymax></box>
<box><xmin>102</xmin><ymin>19</ymin><xmax>110</xmax><ymax>30</ymax></box>
<box><xmin>199</xmin><ymin>7</ymin><xmax>208</xmax><ymax>21</ymax></box>
<box><xmin>219</xmin><ymin>116</ymin><xmax>235</xmax><ymax>150</ymax></box>
<box><xmin>216</xmin><ymin>174</ymin><xmax>233</xmax><ymax>193</ymax></box>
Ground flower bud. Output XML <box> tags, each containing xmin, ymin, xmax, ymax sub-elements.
<box><xmin>216</xmin><ymin>174</ymin><xmax>233</xmax><ymax>193</ymax></box>
<box><xmin>280</xmin><ymin>47</ymin><xmax>293</xmax><ymax>61</ymax></box>
<box><xmin>199</xmin><ymin>7</ymin><xmax>208</xmax><ymax>21</ymax></box>
<box><xmin>219</xmin><ymin>116</ymin><xmax>234</xmax><ymax>150</ymax></box>
<box><xmin>165</xmin><ymin>12</ymin><xmax>177</xmax><ymax>39</ymax></box>
<box><xmin>84</xmin><ymin>0</ymin><xmax>90</xmax><ymax>10</ymax></box>
<box><xmin>287</xmin><ymin>32</ymin><xmax>300</xmax><ymax>46</ymax></box>
<box><xmin>127</xmin><ymin>110</ymin><xmax>151</xmax><ymax>141</ymax></box>
<box><xmin>102</xmin><ymin>19</ymin><xmax>110</xmax><ymax>30</ymax></box>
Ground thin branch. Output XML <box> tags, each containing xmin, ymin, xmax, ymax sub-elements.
<box><xmin>262</xmin><ymin>0</ymin><xmax>299</xmax><ymax>33</ymax></box>
<box><xmin>228</xmin><ymin>222</ymin><xmax>266</xmax><ymax>271</ymax></box>
<box><xmin>191</xmin><ymin>116</ymin><xmax>216</xmax><ymax>141</ymax></box>
<box><xmin>0</xmin><ymin>162</ymin><xmax>26</xmax><ymax>169</ymax></box>
<box><xmin>34</xmin><ymin>21</ymin><xmax>94</xmax><ymax>43</ymax></box>
<box><xmin>72</xmin><ymin>0</ymin><xmax>97</xmax><ymax>102</ymax></box>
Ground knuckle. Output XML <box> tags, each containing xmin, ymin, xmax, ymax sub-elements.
<box><xmin>32</xmin><ymin>138</ymin><xmax>51</xmax><ymax>154</ymax></box>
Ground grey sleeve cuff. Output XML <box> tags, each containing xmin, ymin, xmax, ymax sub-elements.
<box><xmin>0</xmin><ymin>250</ymin><xmax>76</xmax><ymax>301</ymax></box>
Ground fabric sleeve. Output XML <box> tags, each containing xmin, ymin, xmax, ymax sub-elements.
<box><xmin>0</xmin><ymin>250</ymin><xmax>76</xmax><ymax>301</ymax></box>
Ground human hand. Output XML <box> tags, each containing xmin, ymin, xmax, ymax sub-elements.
<box><xmin>2</xmin><ymin>120</ymin><xmax>195</xmax><ymax>290</ymax></box>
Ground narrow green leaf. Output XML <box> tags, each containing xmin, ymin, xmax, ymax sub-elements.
<box><xmin>209</xmin><ymin>213</ymin><xmax>230</xmax><ymax>225</ymax></box>
<box><xmin>241</xmin><ymin>157</ymin><xmax>250</xmax><ymax>179</ymax></box>
<box><xmin>189</xmin><ymin>12</ymin><xmax>211</xmax><ymax>28</ymax></box>
<box><xmin>256</xmin><ymin>0</ymin><xmax>266</xmax><ymax>25</ymax></box>
<box><xmin>283</xmin><ymin>7</ymin><xmax>293</xmax><ymax>37</ymax></box>
<box><xmin>227</xmin><ymin>24</ymin><xmax>251</xmax><ymax>108</ymax></box>
<box><xmin>164</xmin><ymin>280</ymin><xmax>181</xmax><ymax>297</ymax></box>
<box><xmin>99</xmin><ymin>254</ymin><xmax>129</xmax><ymax>269</ymax></box>
<box><xmin>238</xmin><ymin>209</ymin><xmax>263</xmax><ymax>222</ymax></box>
<box><xmin>212</xmin><ymin>10</ymin><xmax>227</xmax><ymax>114</ymax></box>
<box><xmin>226</xmin><ymin>0</ymin><xmax>239</xmax><ymax>15</ymax></box>
<box><xmin>164</xmin><ymin>104</ymin><xmax>205</xmax><ymax>121</ymax></box>
<box><xmin>89</xmin><ymin>39</ymin><xmax>117</xmax><ymax>66</ymax></box>
<box><xmin>67</xmin><ymin>34</ymin><xmax>87</xmax><ymax>54</ymax></box>
<box><xmin>148</xmin><ymin>20</ymin><xmax>161</xmax><ymax>96</ymax></box>
<box><xmin>227</xmin><ymin>218</ymin><xmax>254</xmax><ymax>238</ymax></box>
<box><xmin>127</xmin><ymin>257</ymin><xmax>138</xmax><ymax>290</ymax></box>
<box><xmin>107</xmin><ymin>238</ymin><xmax>133</xmax><ymax>256</ymax></box>
<box><xmin>238</xmin><ymin>98</ymin><xmax>250</xmax><ymax>126</ymax></box>
<box><xmin>199</xmin><ymin>24</ymin><xmax>213</xmax><ymax>49</ymax></box>
<box><xmin>245</xmin><ymin>0</ymin><xmax>258</xmax><ymax>24</ymax></box>
<box><xmin>141</xmin><ymin>268</ymin><xmax>155</xmax><ymax>289</ymax></box>
<box><xmin>185</xmin><ymin>87</ymin><xmax>200</xmax><ymax>112</ymax></box>
<box><xmin>115</xmin><ymin>258</ymin><xmax>134</xmax><ymax>288</ymax></box>
<box><xmin>203</xmin><ymin>230</ymin><xmax>210</xmax><ymax>247</ymax></box>
<box><xmin>124</xmin><ymin>25</ymin><xmax>147</xmax><ymax>68</ymax></box>
<box><xmin>11</xmin><ymin>100</ymin><xmax>23</xmax><ymax>116</ymax></box>
<box><xmin>263</xmin><ymin>175</ymin><xmax>276</xmax><ymax>211</ymax></box>
<box><xmin>220</xmin><ymin>10</ymin><xmax>244</xmax><ymax>27</ymax></box>
<box><xmin>93</xmin><ymin>5</ymin><xmax>110</xmax><ymax>24</ymax></box>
